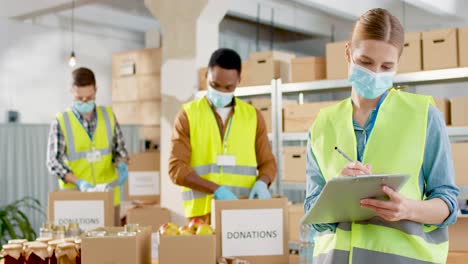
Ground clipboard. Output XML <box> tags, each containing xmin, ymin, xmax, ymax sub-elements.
<box><xmin>301</xmin><ymin>174</ymin><xmax>410</xmax><ymax>225</ymax></box>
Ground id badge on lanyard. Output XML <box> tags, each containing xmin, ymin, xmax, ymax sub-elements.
<box><xmin>216</xmin><ymin>116</ymin><xmax>236</xmax><ymax>167</ymax></box>
<box><xmin>87</xmin><ymin>143</ymin><xmax>102</xmax><ymax>163</ymax></box>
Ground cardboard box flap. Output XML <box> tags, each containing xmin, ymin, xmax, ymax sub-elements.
<box><xmin>422</xmin><ymin>28</ymin><xmax>457</xmax><ymax>41</ymax></box>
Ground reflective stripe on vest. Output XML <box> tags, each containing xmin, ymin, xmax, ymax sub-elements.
<box><xmin>57</xmin><ymin>106</ymin><xmax>120</xmax><ymax>205</ymax></box>
<box><xmin>182</xmin><ymin>97</ymin><xmax>258</xmax><ymax>217</ymax></box>
<box><xmin>310</xmin><ymin>90</ymin><xmax>447</xmax><ymax>263</ymax></box>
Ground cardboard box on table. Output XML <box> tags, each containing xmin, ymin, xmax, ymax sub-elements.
<box><xmin>48</xmin><ymin>190</ymin><xmax>115</xmax><ymax>230</ymax></box>
<box><xmin>288</xmin><ymin>204</ymin><xmax>305</xmax><ymax>242</ymax></box>
<box><xmin>81</xmin><ymin>226</ymin><xmax>152</xmax><ymax>264</ymax></box>
<box><xmin>125</xmin><ymin>152</ymin><xmax>160</xmax><ymax>203</ymax></box>
<box><xmin>448</xmin><ymin>216</ymin><xmax>468</xmax><ymax>252</ymax></box>
<box><xmin>211</xmin><ymin>197</ymin><xmax>289</xmax><ymax>264</ymax></box>
<box><xmin>159</xmin><ymin>235</ymin><xmax>216</xmax><ymax>264</ymax></box>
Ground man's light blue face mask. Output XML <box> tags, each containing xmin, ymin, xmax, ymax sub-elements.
<box><xmin>348</xmin><ymin>60</ymin><xmax>396</xmax><ymax>100</ymax></box>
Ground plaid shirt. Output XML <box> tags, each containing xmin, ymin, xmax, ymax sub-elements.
<box><xmin>46</xmin><ymin>106</ymin><xmax>128</xmax><ymax>181</ymax></box>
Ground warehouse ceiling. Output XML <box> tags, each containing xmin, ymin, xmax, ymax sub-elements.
<box><xmin>1</xmin><ymin>0</ymin><xmax>468</xmax><ymax>35</ymax></box>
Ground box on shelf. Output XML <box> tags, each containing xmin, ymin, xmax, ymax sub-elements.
<box><xmin>326</xmin><ymin>41</ymin><xmax>348</xmax><ymax>80</ymax></box>
<box><xmin>112</xmin><ymin>100</ymin><xmax>161</xmax><ymax>126</ymax></box>
<box><xmin>451</xmin><ymin>143</ymin><xmax>468</xmax><ymax>186</ymax></box>
<box><xmin>433</xmin><ymin>98</ymin><xmax>450</xmax><ymax>125</ymax></box>
<box><xmin>283</xmin><ymin>146</ymin><xmax>307</xmax><ymax>183</ymax></box>
<box><xmin>288</xmin><ymin>204</ymin><xmax>304</xmax><ymax>242</ymax></box>
<box><xmin>211</xmin><ymin>197</ymin><xmax>289</xmax><ymax>264</ymax></box>
<box><xmin>48</xmin><ymin>190</ymin><xmax>114</xmax><ymax>231</ymax></box>
<box><xmin>82</xmin><ymin>226</ymin><xmax>152</xmax><ymax>264</ymax></box>
<box><xmin>422</xmin><ymin>28</ymin><xmax>459</xmax><ymax>70</ymax></box>
<box><xmin>159</xmin><ymin>235</ymin><xmax>216</xmax><ymax>264</ymax></box>
<box><xmin>451</xmin><ymin>96</ymin><xmax>468</xmax><ymax>126</ymax></box>
<box><xmin>283</xmin><ymin>101</ymin><xmax>338</xmax><ymax>132</ymax></box>
<box><xmin>239</xmin><ymin>61</ymin><xmax>252</xmax><ymax>87</ymax></box>
<box><xmin>399</xmin><ymin>32</ymin><xmax>422</xmax><ymax>73</ymax></box>
<box><xmin>459</xmin><ymin>26</ymin><xmax>468</xmax><ymax>67</ymax></box>
<box><xmin>112</xmin><ymin>48</ymin><xmax>161</xmax><ymax>78</ymax></box>
<box><xmin>125</xmin><ymin>152</ymin><xmax>160</xmax><ymax>203</ymax></box>
<box><xmin>199</xmin><ymin>67</ymin><xmax>208</xmax><ymax>90</ymax></box>
<box><xmin>291</xmin><ymin>57</ymin><xmax>326</xmax><ymax>82</ymax></box>
<box><xmin>249</xmin><ymin>98</ymin><xmax>298</xmax><ymax>132</ymax></box>
<box><xmin>449</xmin><ymin>216</ymin><xmax>468</xmax><ymax>251</ymax></box>
<box><xmin>112</xmin><ymin>75</ymin><xmax>161</xmax><ymax>102</ymax></box>
<box><xmin>249</xmin><ymin>51</ymin><xmax>296</xmax><ymax>85</ymax></box>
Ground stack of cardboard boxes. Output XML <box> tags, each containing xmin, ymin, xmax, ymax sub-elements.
<box><xmin>112</xmin><ymin>48</ymin><xmax>162</xmax><ymax>146</ymax></box>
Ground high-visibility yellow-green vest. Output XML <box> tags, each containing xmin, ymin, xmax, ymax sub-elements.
<box><xmin>57</xmin><ymin>106</ymin><xmax>120</xmax><ymax>205</ymax></box>
<box><xmin>182</xmin><ymin>97</ymin><xmax>258</xmax><ymax>217</ymax></box>
<box><xmin>310</xmin><ymin>89</ymin><xmax>448</xmax><ymax>263</ymax></box>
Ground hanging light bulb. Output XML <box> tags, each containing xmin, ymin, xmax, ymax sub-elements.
<box><xmin>68</xmin><ymin>0</ymin><xmax>76</xmax><ymax>67</ymax></box>
<box><xmin>69</xmin><ymin>51</ymin><xmax>76</xmax><ymax>67</ymax></box>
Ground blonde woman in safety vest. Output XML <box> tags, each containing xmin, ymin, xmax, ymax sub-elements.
<box><xmin>169</xmin><ymin>48</ymin><xmax>277</xmax><ymax>223</ymax></box>
<box><xmin>305</xmin><ymin>8</ymin><xmax>459</xmax><ymax>264</ymax></box>
<box><xmin>47</xmin><ymin>68</ymin><xmax>129</xmax><ymax>225</ymax></box>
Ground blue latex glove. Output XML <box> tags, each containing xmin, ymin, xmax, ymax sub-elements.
<box><xmin>76</xmin><ymin>179</ymin><xmax>93</xmax><ymax>192</ymax></box>
<box><xmin>248</xmin><ymin>180</ymin><xmax>271</xmax><ymax>199</ymax></box>
<box><xmin>117</xmin><ymin>162</ymin><xmax>128</xmax><ymax>186</ymax></box>
<box><xmin>214</xmin><ymin>186</ymin><xmax>238</xmax><ymax>200</ymax></box>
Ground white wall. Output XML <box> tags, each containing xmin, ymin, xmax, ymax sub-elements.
<box><xmin>0</xmin><ymin>17</ymin><xmax>144</xmax><ymax>124</ymax></box>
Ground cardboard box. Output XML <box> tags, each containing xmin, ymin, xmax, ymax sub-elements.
<box><xmin>288</xmin><ymin>204</ymin><xmax>304</xmax><ymax>242</ymax></box>
<box><xmin>125</xmin><ymin>152</ymin><xmax>160</xmax><ymax>203</ymax></box>
<box><xmin>126</xmin><ymin>206</ymin><xmax>169</xmax><ymax>232</ymax></box>
<box><xmin>112</xmin><ymin>75</ymin><xmax>161</xmax><ymax>102</ymax></box>
<box><xmin>159</xmin><ymin>235</ymin><xmax>216</xmax><ymax>264</ymax></box>
<box><xmin>451</xmin><ymin>143</ymin><xmax>468</xmax><ymax>186</ymax></box>
<box><xmin>284</xmin><ymin>101</ymin><xmax>338</xmax><ymax>132</ymax></box>
<box><xmin>82</xmin><ymin>226</ymin><xmax>152</xmax><ymax>264</ymax></box>
<box><xmin>249</xmin><ymin>51</ymin><xmax>296</xmax><ymax>85</ymax></box>
<box><xmin>434</xmin><ymin>98</ymin><xmax>450</xmax><ymax>125</ymax></box>
<box><xmin>447</xmin><ymin>251</ymin><xmax>468</xmax><ymax>264</ymax></box>
<box><xmin>422</xmin><ymin>28</ymin><xmax>459</xmax><ymax>70</ymax></box>
<box><xmin>451</xmin><ymin>96</ymin><xmax>468</xmax><ymax>126</ymax></box>
<box><xmin>48</xmin><ymin>190</ymin><xmax>115</xmax><ymax>230</ymax></box>
<box><xmin>399</xmin><ymin>32</ymin><xmax>422</xmax><ymax>73</ymax></box>
<box><xmin>127</xmin><ymin>206</ymin><xmax>170</xmax><ymax>260</ymax></box>
<box><xmin>459</xmin><ymin>26</ymin><xmax>468</xmax><ymax>67</ymax></box>
<box><xmin>290</xmin><ymin>254</ymin><xmax>299</xmax><ymax>264</ymax></box>
<box><xmin>449</xmin><ymin>216</ymin><xmax>468</xmax><ymax>251</ymax></box>
<box><xmin>291</xmin><ymin>57</ymin><xmax>326</xmax><ymax>82</ymax></box>
<box><xmin>112</xmin><ymin>48</ymin><xmax>161</xmax><ymax>78</ymax></box>
<box><xmin>199</xmin><ymin>67</ymin><xmax>208</xmax><ymax>90</ymax></box>
<box><xmin>326</xmin><ymin>41</ymin><xmax>348</xmax><ymax>80</ymax></box>
<box><xmin>249</xmin><ymin>98</ymin><xmax>298</xmax><ymax>133</ymax></box>
<box><xmin>239</xmin><ymin>61</ymin><xmax>252</xmax><ymax>87</ymax></box>
<box><xmin>211</xmin><ymin>198</ymin><xmax>289</xmax><ymax>264</ymax></box>
<box><xmin>283</xmin><ymin>147</ymin><xmax>306</xmax><ymax>183</ymax></box>
<box><xmin>113</xmin><ymin>101</ymin><xmax>161</xmax><ymax>126</ymax></box>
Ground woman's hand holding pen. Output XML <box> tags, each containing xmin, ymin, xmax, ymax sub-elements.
<box><xmin>341</xmin><ymin>161</ymin><xmax>372</xmax><ymax>176</ymax></box>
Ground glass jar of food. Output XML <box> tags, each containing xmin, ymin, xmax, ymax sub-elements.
<box><xmin>1</xmin><ymin>243</ymin><xmax>23</xmax><ymax>264</ymax></box>
<box><xmin>74</xmin><ymin>239</ymin><xmax>81</xmax><ymax>264</ymax></box>
<box><xmin>39</xmin><ymin>223</ymin><xmax>54</xmax><ymax>239</ymax></box>
<box><xmin>67</xmin><ymin>223</ymin><xmax>81</xmax><ymax>238</ymax></box>
<box><xmin>35</xmin><ymin>237</ymin><xmax>53</xmax><ymax>244</ymax></box>
<box><xmin>8</xmin><ymin>239</ymin><xmax>28</xmax><ymax>245</ymax></box>
<box><xmin>25</xmin><ymin>242</ymin><xmax>49</xmax><ymax>264</ymax></box>
<box><xmin>48</xmin><ymin>239</ymin><xmax>66</xmax><ymax>264</ymax></box>
<box><xmin>53</xmin><ymin>225</ymin><xmax>66</xmax><ymax>240</ymax></box>
<box><xmin>55</xmin><ymin>243</ymin><xmax>78</xmax><ymax>264</ymax></box>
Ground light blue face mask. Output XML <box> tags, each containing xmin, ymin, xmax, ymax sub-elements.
<box><xmin>207</xmin><ymin>86</ymin><xmax>234</xmax><ymax>108</ymax></box>
<box><xmin>348</xmin><ymin>62</ymin><xmax>396</xmax><ymax>99</ymax></box>
<box><xmin>74</xmin><ymin>100</ymin><xmax>95</xmax><ymax>114</ymax></box>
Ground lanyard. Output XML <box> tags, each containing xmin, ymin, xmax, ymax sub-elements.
<box><xmin>357</xmin><ymin>90</ymin><xmax>388</xmax><ymax>162</ymax></box>
<box><xmin>223</xmin><ymin>116</ymin><xmax>234</xmax><ymax>154</ymax></box>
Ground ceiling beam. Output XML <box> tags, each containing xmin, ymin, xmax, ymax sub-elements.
<box><xmin>12</xmin><ymin>0</ymin><xmax>101</xmax><ymax>20</ymax></box>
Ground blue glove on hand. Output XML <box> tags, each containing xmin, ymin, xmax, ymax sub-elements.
<box><xmin>76</xmin><ymin>179</ymin><xmax>93</xmax><ymax>192</ymax></box>
<box><xmin>117</xmin><ymin>162</ymin><xmax>128</xmax><ymax>186</ymax></box>
<box><xmin>214</xmin><ymin>186</ymin><xmax>238</xmax><ymax>200</ymax></box>
<box><xmin>248</xmin><ymin>180</ymin><xmax>271</xmax><ymax>199</ymax></box>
